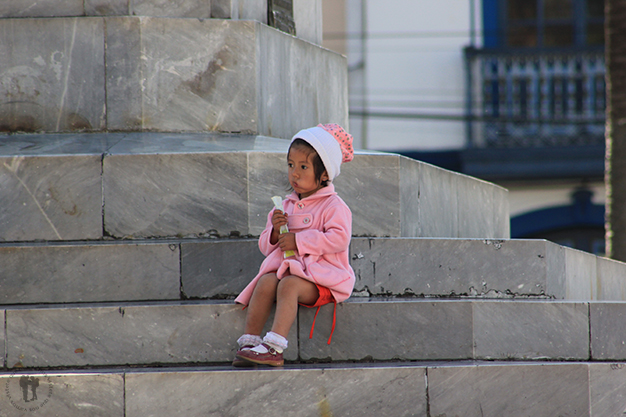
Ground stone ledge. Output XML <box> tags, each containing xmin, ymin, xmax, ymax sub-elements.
<box><xmin>2</xmin><ymin>362</ymin><xmax>623</xmax><ymax>416</ymax></box>
<box><xmin>7</xmin><ymin>299</ymin><xmax>626</xmax><ymax>369</ymax></box>
<box><xmin>0</xmin><ymin>17</ymin><xmax>338</xmax><ymax>135</ymax></box>
<box><xmin>0</xmin><ymin>0</ymin><xmax>322</xmax><ymax>45</ymax></box>
<box><xmin>0</xmin><ymin>237</ymin><xmax>623</xmax><ymax>305</ymax></box>
<box><xmin>0</xmin><ymin>133</ymin><xmax>509</xmax><ymax>242</ymax></box>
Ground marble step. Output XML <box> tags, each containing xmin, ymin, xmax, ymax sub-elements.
<box><xmin>0</xmin><ymin>237</ymin><xmax>621</xmax><ymax>306</ymax></box>
<box><xmin>0</xmin><ymin>16</ymin><xmax>336</xmax><ymax>136</ymax></box>
<box><xmin>4</xmin><ymin>298</ymin><xmax>626</xmax><ymax>370</ymax></box>
<box><xmin>0</xmin><ymin>0</ymin><xmax>323</xmax><ymax>45</ymax></box>
<box><xmin>1</xmin><ymin>361</ymin><xmax>622</xmax><ymax>416</ymax></box>
<box><xmin>0</xmin><ymin>132</ymin><xmax>509</xmax><ymax>242</ymax></box>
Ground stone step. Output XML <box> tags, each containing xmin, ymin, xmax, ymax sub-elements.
<box><xmin>0</xmin><ymin>0</ymin><xmax>323</xmax><ymax>45</ymax></box>
<box><xmin>0</xmin><ymin>361</ymin><xmax>623</xmax><ymax>416</ymax></box>
<box><xmin>4</xmin><ymin>298</ymin><xmax>626</xmax><ymax>370</ymax></box>
<box><xmin>0</xmin><ymin>16</ymin><xmax>334</xmax><ymax>136</ymax></box>
<box><xmin>0</xmin><ymin>237</ymin><xmax>622</xmax><ymax>305</ymax></box>
<box><xmin>0</xmin><ymin>132</ymin><xmax>509</xmax><ymax>242</ymax></box>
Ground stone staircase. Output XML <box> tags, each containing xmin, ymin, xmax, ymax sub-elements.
<box><xmin>2</xmin><ymin>2</ymin><xmax>626</xmax><ymax>416</ymax></box>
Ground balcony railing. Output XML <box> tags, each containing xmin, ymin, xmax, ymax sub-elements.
<box><xmin>464</xmin><ymin>47</ymin><xmax>605</xmax><ymax>148</ymax></box>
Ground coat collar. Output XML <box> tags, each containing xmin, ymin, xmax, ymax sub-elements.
<box><xmin>286</xmin><ymin>183</ymin><xmax>337</xmax><ymax>203</ymax></box>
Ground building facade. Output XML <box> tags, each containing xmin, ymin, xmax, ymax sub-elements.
<box><xmin>323</xmin><ymin>0</ymin><xmax>606</xmax><ymax>254</ymax></box>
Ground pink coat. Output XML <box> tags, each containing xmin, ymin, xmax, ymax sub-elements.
<box><xmin>235</xmin><ymin>184</ymin><xmax>355</xmax><ymax>305</ymax></box>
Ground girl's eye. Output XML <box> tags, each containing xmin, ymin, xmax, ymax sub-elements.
<box><xmin>301</xmin><ymin>165</ymin><xmax>308</xmax><ymax>170</ymax></box>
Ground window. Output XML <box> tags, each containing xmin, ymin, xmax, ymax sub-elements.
<box><xmin>486</xmin><ymin>0</ymin><xmax>605</xmax><ymax>48</ymax></box>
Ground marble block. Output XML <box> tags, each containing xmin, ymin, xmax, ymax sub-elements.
<box><xmin>398</xmin><ymin>155</ymin><xmax>422</xmax><ymax>238</ymax></box>
<box><xmin>238</xmin><ymin>0</ymin><xmax>268</xmax><ymax>23</ymax></box>
<box><xmin>595</xmin><ymin>257</ymin><xmax>626</xmax><ymax>301</ymax></box>
<box><xmin>85</xmin><ymin>0</ymin><xmax>129</xmax><ymax>15</ymax></box>
<box><xmin>181</xmin><ymin>239</ymin><xmax>264</xmax><ymax>298</ymax></box>
<box><xmin>0</xmin><ymin>155</ymin><xmax>102</xmax><ymax>241</ymax></box>
<box><xmin>473</xmin><ymin>301</ymin><xmax>590</xmax><ymax>360</ymax></box>
<box><xmin>412</xmin><ymin>159</ymin><xmax>458</xmax><ymax>238</ymax></box>
<box><xmin>255</xmin><ymin>22</ymin><xmax>348</xmax><ymax>139</ymax></box>
<box><xmin>350</xmin><ymin>238</ymin><xmax>550</xmax><ymax>296</ymax></box>
<box><xmin>0</xmin><ymin>311</ymin><xmax>4</xmax><ymax>367</ymax></box>
<box><xmin>293</xmin><ymin>0</ymin><xmax>322</xmax><ymax>44</ymax></box>
<box><xmin>565</xmin><ymin>247</ymin><xmax>598</xmax><ymax>300</ymax></box>
<box><xmin>590</xmin><ymin>303</ymin><xmax>626</xmax><ymax>360</ymax></box>
<box><xmin>131</xmin><ymin>0</ymin><xmax>211</xmax><ymax>17</ymax></box>
<box><xmin>0</xmin><ymin>243</ymin><xmax>180</xmax><ymax>304</ymax></box>
<box><xmin>0</xmin><ymin>17</ymin><xmax>106</xmax><ymax>132</ymax></box>
<box><xmin>428</xmin><ymin>363</ymin><xmax>590</xmax><ymax>416</ymax></box>
<box><xmin>6</xmin><ymin>302</ymin><xmax>297</xmax><ymax>368</ymax></box>
<box><xmin>125</xmin><ymin>365</ymin><xmax>427</xmax><ymax>417</ymax></box>
<box><xmin>103</xmin><ymin>152</ymin><xmax>248</xmax><ymax>238</ymax></box>
<box><xmin>0</xmin><ymin>1</ymin><xmax>84</xmax><ymax>17</ymax></box>
<box><xmin>211</xmin><ymin>0</ymin><xmax>236</xmax><ymax>18</ymax></box>
<box><xmin>298</xmin><ymin>299</ymin><xmax>473</xmax><ymax>361</ymax></box>
<box><xmin>0</xmin><ymin>372</ymin><xmax>124</xmax><ymax>417</ymax></box>
<box><xmin>456</xmin><ymin>172</ymin><xmax>508</xmax><ymax>238</ymax></box>
<box><xmin>334</xmin><ymin>153</ymin><xmax>401</xmax><ymax>237</ymax></box>
<box><xmin>247</xmin><ymin>151</ymin><xmax>291</xmax><ymax>236</ymax></box>
<box><xmin>106</xmin><ymin>18</ymin><xmax>347</xmax><ymax>137</ymax></box>
<box><xmin>589</xmin><ymin>363</ymin><xmax>626</xmax><ymax>416</ymax></box>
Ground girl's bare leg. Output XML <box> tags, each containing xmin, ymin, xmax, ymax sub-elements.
<box><xmin>271</xmin><ymin>275</ymin><xmax>319</xmax><ymax>338</ymax></box>
<box><xmin>243</xmin><ymin>273</ymin><xmax>279</xmax><ymax>336</ymax></box>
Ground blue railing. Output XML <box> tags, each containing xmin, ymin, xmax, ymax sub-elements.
<box><xmin>465</xmin><ymin>47</ymin><xmax>605</xmax><ymax>148</ymax></box>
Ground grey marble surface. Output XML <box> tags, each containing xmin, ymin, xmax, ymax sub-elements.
<box><xmin>299</xmin><ymin>299</ymin><xmax>474</xmax><ymax>361</ymax></box>
<box><xmin>0</xmin><ymin>17</ymin><xmax>106</xmax><ymax>132</ymax></box>
<box><xmin>565</xmin><ymin>247</ymin><xmax>598</xmax><ymax>300</ymax></box>
<box><xmin>103</xmin><ymin>152</ymin><xmax>249</xmax><ymax>238</ymax></box>
<box><xmin>0</xmin><ymin>310</ymin><xmax>3</xmax><ymax>368</ymax></box>
<box><xmin>0</xmin><ymin>242</ymin><xmax>180</xmax><ymax>304</ymax></box>
<box><xmin>0</xmin><ymin>1</ymin><xmax>84</xmax><ymax>18</ymax></box>
<box><xmin>350</xmin><ymin>238</ymin><xmax>550</xmax><ymax>297</ymax></box>
<box><xmin>335</xmin><ymin>153</ymin><xmax>402</xmax><ymax>237</ymax></box>
<box><xmin>3</xmin><ymin>362</ymin><xmax>626</xmax><ymax>416</ymax></box>
<box><xmin>181</xmin><ymin>240</ymin><xmax>264</xmax><ymax>298</ymax></box>
<box><xmin>473</xmin><ymin>300</ymin><xmax>590</xmax><ymax>360</ymax></box>
<box><xmin>0</xmin><ymin>236</ymin><xmax>623</xmax><ymax>305</ymax></box>
<box><xmin>590</xmin><ymin>303</ymin><xmax>626</xmax><ymax>360</ymax></box>
<box><xmin>0</xmin><ymin>154</ymin><xmax>103</xmax><ymax>241</ymax></box>
<box><xmin>6</xmin><ymin>302</ymin><xmax>298</xmax><ymax>368</ymax></box>
<box><xmin>0</xmin><ymin>132</ymin><xmax>510</xmax><ymax>241</ymax></box>
<box><xmin>0</xmin><ymin>372</ymin><xmax>124</xmax><ymax>417</ymax></box>
<box><xmin>125</xmin><ymin>365</ymin><xmax>426</xmax><ymax>417</ymax></box>
<box><xmin>1</xmin><ymin>16</ymin><xmax>343</xmax><ymax>135</ymax></box>
<box><xmin>589</xmin><ymin>363</ymin><xmax>626</xmax><ymax>416</ymax></box>
<box><xmin>596</xmin><ymin>256</ymin><xmax>626</xmax><ymax>300</ymax></box>
<box><xmin>428</xmin><ymin>362</ymin><xmax>590</xmax><ymax>416</ymax></box>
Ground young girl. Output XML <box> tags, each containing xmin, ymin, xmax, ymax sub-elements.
<box><xmin>233</xmin><ymin>124</ymin><xmax>356</xmax><ymax>367</ymax></box>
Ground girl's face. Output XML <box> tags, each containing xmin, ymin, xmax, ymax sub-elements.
<box><xmin>287</xmin><ymin>147</ymin><xmax>329</xmax><ymax>199</ymax></box>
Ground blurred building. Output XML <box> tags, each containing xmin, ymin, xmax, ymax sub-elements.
<box><xmin>323</xmin><ymin>0</ymin><xmax>606</xmax><ymax>255</ymax></box>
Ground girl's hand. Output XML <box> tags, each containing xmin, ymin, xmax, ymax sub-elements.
<box><xmin>270</xmin><ymin>209</ymin><xmax>288</xmax><ymax>244</ymax></box>
<box><xmin>271</xmin><ymin>209</ymin><xmax>288</xmax><ymax>231</ymax></box>
<box><xmin>278</xmin><ymin>232</ymin><xmax>297</xmax><ymax>252</ymax></box>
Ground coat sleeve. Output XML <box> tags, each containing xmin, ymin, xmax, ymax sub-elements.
<box><xmin>295</xmin><ymin>201</ymin><xmax>352</xmax><ymax>256</ymax></box>
<box><xmin>258</xmin><ymin>208</ymin><xmax>279</xmax><ymax>256</ymax></box>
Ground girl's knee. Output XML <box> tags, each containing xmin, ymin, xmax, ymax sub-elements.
<box><xmin>277</xmin><ymin>275</ymin><xmax>315</xmax><ymax>296</ymax></box>
<box><xmin>254</xmin><ymin>273</ymin><xmax>279</xmax><ymax>294</ymax></box>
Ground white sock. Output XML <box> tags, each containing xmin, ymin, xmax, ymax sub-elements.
<box><xmin>250</xmin><ymin>331</ymin><xmax>288</xmax><ymax>354</ymax></box>
<box><xmin>237</xmin><ymin>334</ymin><xmax>263</xmax><ymax>349</ymax></box>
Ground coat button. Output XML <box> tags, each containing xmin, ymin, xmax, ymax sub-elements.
<box><xmin>297</xmin><ymin>203</ymin><xmax>305</xmax><ymax>209</ymax></box>
<box><xmin>303</xmin><ymin>217</ymin><xmax>311</xmax><ymax>224</ymax></box>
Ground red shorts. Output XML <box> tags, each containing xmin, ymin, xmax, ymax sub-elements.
<box><xmin>299</xmin><ymin>284</ymin><xmax>337</xmax><ymax>345</ymax></box>
<box><xmin>299</xmin><ymin>284</ymin><xmax>335</xmax><ymax>308</ymax></box>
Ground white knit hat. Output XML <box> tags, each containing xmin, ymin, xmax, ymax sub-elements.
<box><xmin>290</xmin><ymin>124</ymin><xmax>354</xmax><ymax>180</ymax></box>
